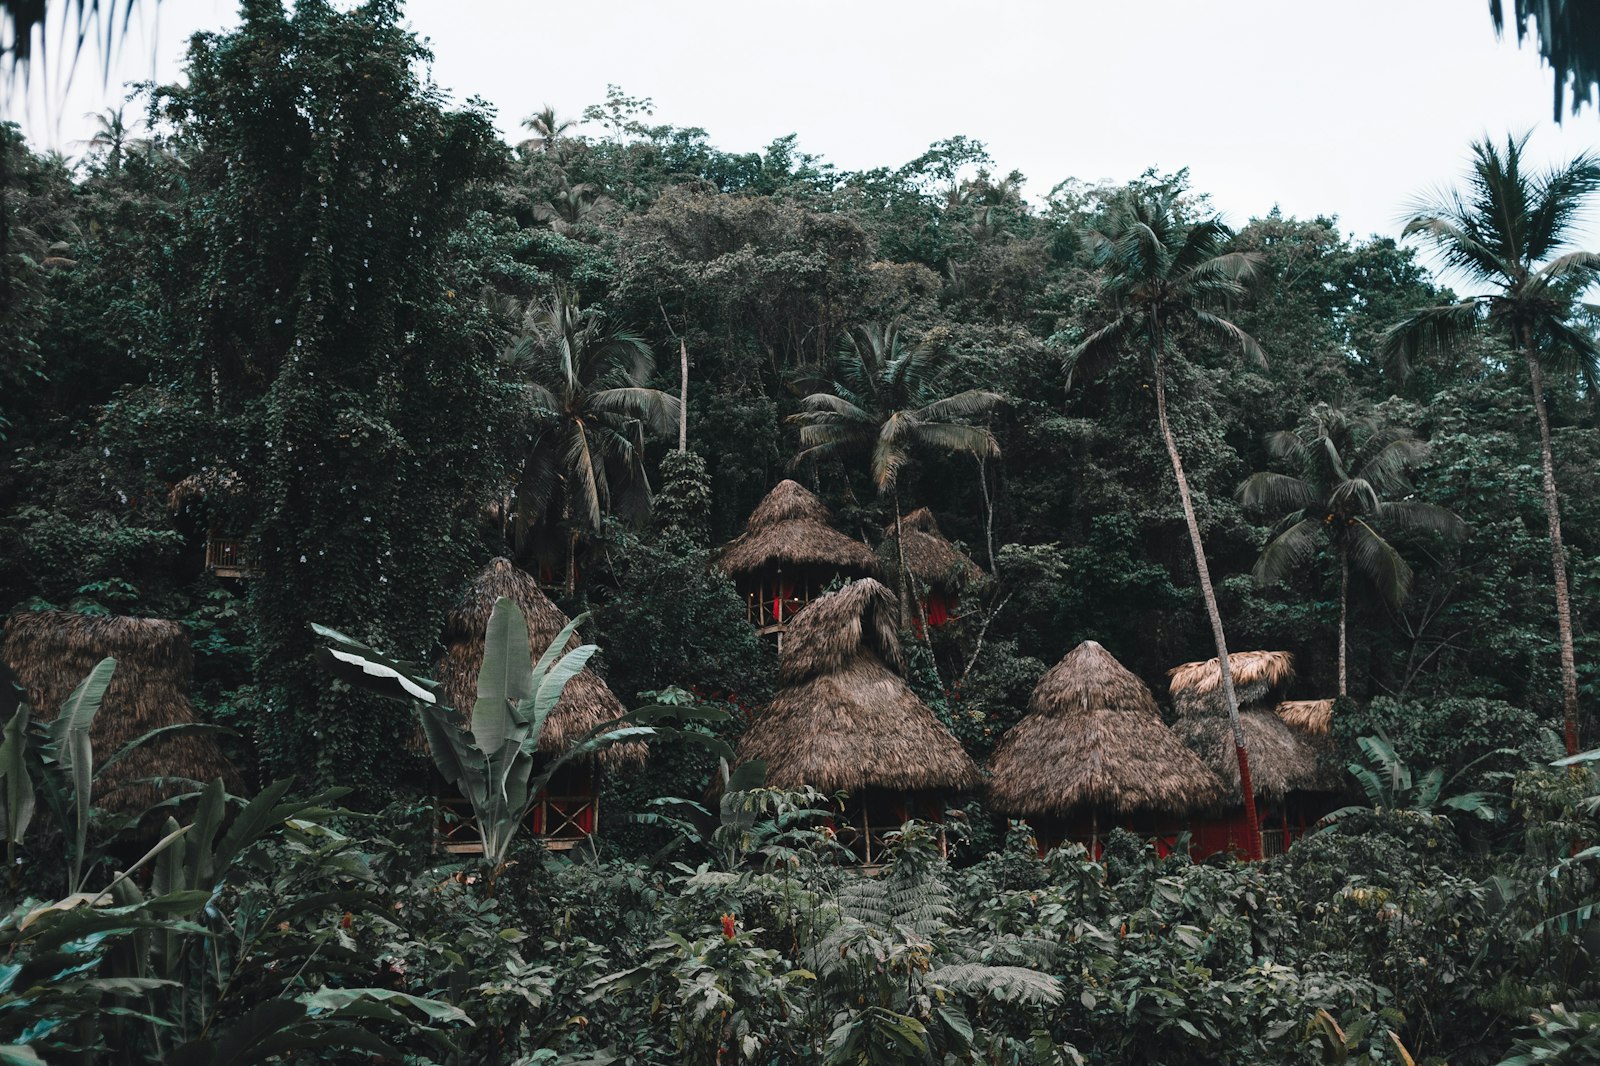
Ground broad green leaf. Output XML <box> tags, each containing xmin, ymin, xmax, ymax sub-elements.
<box><xmin>298</xmin><ymin>987</ymin><xmax>473</xmax><ymax>1026</ymax></box>
<box><xmin>0</xmin><ymin>706</ymin><xmax>34</xmax><ymax>845</ymax></box>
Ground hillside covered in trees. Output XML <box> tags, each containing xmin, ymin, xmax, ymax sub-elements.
<box><xmin>1</xmin><ymin>2</ymin><xmax>1599</xmax><ymax>1063</ymax></box>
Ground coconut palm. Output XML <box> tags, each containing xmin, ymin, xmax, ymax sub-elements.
<box><xmin>1065</xmin><ymin>191</ymin><xmax>1268</xmax><ymax>858</ymax></box>
<box><xmin>1238</xmin><ymin>404</ymin><xmax>1466</xmax><ymax>696</ymax></box>
<box><xmin>1384</xmin><ymin>133</ymin><xmax>1600</xmax><ymax>754</ymax></box>
<box><xmin>521</xmin><ymin>105</ymin><xmax>576</xmax><ymax>153</ymax></box>
<box><xmin>506</xmin><ymin>288</ymin><xmax>679</xmax><ymax>586</ymax></box>
<box><xmin>789</xmin><ymin>322</ymin><xmax>1003</xmax><ymax>622</ymax></box>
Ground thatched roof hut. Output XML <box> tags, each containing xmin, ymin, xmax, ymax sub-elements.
<box><xmin>1171</xmin><ymin>712</ymin><xmax>1320</xmax><ymax>803</ymax></box>
<box><xmin>881</xmin><ymin>508</ymin><xmax>983</xmax><ymax>593</ymax></box>
<box><xmin>1167</xmin><ymin>650</ymin><xmax>1296</xmax><ymax>716</ymax></box>
<box><xmin>986</xmin><ymin>641</ymin><xmax>1224</xmax><ymax>819</ymax></box>
<box><xmin>2</xmin><ymin>611</ymin><xmax>238</xmax><ymax>813</ymax></box>
<box><xmin>716</xmin><ymin>480</ymin><xmax>879</xmax><ymax>580</ymax></box>
<box><xmin>1275</xmin><ymin>699</ymin><xmax>1334</xmax><ymax>736</ymax></box>
<box><xmin>733</xmin><ymin>579</ymin><xmax>979</xmax><ymax>793</ymax></box>
<box><xmin>436</xmin><ymin>558</ymin><xmax>639</xmax><ymax>766</ymax></box>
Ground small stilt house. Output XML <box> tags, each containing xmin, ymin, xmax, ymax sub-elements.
<box><xmin>986</xmin><ymin>641</ymin><xmax>1225</xmax><ymax>857</ymax></box>
<box><xmin>2</xmin><ymin>611</ymin><xmax>239</xmax><ymax>814</ymax></box>
<box><xmin>434</xmin><ymin>558</ymin><xmax>637</xmax><ymax>852</ymax></box>
<box><xmin>1168</xmin><ymin>651</ymin><xmax>1321</xmax><ymax>858</ymax></box>
<box><xmin>168</xmin><ymin>470</ymin><xmax>260</xmax><ymax>578</ymax></box>
<box><xmin>881</xmin><ymin>508</ymin><xmax>984</xmax><ymax>629</ymax></box>
<box><xmin>716</xmin><ymin>480</ymin><xmax>879</xmax><ymax>639</ymax></box>
<box><xmin>732</xmin><ymin>579</ymin><xmax>980</xmax><ymax>864</ymax></box>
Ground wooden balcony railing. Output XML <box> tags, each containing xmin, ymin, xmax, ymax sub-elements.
<box><xmin>205</xmin><ymin>535</ymin><xmax>262</xmax><ymax>578</ymax></box>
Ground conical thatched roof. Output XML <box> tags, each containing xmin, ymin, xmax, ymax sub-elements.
<box><xmin>436</xmin><ymin>558</ymin><xmax>639</xmax><ymax>766</ymax></box>
<box><xmin>716</xmin><ymin>480</ymin><xmax>879</xmax><ymax>579</ymax></box>
<box><xmin>986</xmin><ymin>641</ymin><xmax>1225</xmax><ymax>818</ymax></box>
<box><xmin>1275</xmin><ymin>699</ymin><xmax>1334</xmax><ymax>736</ymax></box>
<box><xmin>882</xmin><ymin>508</ymin><xmax>983</xmax><ymax>593</ymax></box>
<box><xmin>733</xmin><ymin>579</ymin><xmax>979</xmax><ymax>794</ymax></box>
<box><xmin>1168</xmin><ymin>650</ymin><xmax>1296</xmax><ymax>716</ymax></box>
<box><xmin>1172</xmin><ymin>712</ymin><xmax>1320</xmax><ymax>803</ymax></box>
<box><xmin>2</xmin><ymin>611</ymin><xmax>239</xmax><ymax>813</ymax></box>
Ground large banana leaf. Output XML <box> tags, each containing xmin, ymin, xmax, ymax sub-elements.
<box><xmin>49</xmin><ymin>657</ymin><xmax>115</xmax><ymax>892</ymax></box>
<box><xmin>471</xmin><ymin>597</ymin><xmax>535</xmax><ymax>755</ymax></box>
<box><xmin>0</xmin><ymin>706</ymin><xmax>34</xmax><ymax>847</ymax></box>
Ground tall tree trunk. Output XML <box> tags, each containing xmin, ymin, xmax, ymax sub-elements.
<box><xmin>891</xmin><ymin>483</ymin><xmax>913</xmax><ymax>630</ymax></box>
<box><xmin>1525</xmin><ymin>344</ymin><xmax>1582</xmax><ymax>755</ymax></box>
<box><xmin>1151</xmin><ymin>331</ymin><xmax>1262</xmax><ymax>860</ymax></box>
<box><xmin>1339</xmin><ymin>540</ymin><xmax>1349</xmax><ymax>698</ymax></box>
<box><xmin>678</xmin><ymin>337</ymin><xmax>689</xmax><ymax>453</ymax></box>
<box><xmin>977</xmin><ymin>454</ymin><xmax>997</xmax><ymax>575</ymax></box>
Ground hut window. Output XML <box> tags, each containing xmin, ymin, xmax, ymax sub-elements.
<box><xmin>205</xmin><ymin>533</ymin><xmax>261</xmax><ymax>578</ymax></box>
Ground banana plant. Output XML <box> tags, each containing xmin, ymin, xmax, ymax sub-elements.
<box><xmin>1318</xmin><ymin>734</ymin><xmax>1500</xmax><ymax>835</ymax></box>
<box><xmin>314</xmin><ymin>597</ymin><xmax>731</xmax><ymax>874</ymax></box>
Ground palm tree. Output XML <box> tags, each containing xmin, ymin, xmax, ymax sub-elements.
<box><xmin>506</xmin><ymin>288</ymin><xmax>679</xmax><ymax>587</ymax></box>
<box><xmin>789</xmin><ymin>322</ymin><xmax>1003</xmax><ymax>622</ymax></box>
<box><xmin>81</xmin><ymin>106</ymin><xmax>129</xmax><ymax>174</ymax></box>
<box><xmin>1384</xmin><ymin>133</ymin><xmax>1600</xmax><ymax>754</ymax></box>
<box><xmin>1065</xmin><ymin>192</ymin><xmax>1268</xmax><ymax>859</ymax></box>
<box><xmin>1238</xmin><ymin>404</ymin><xmax>1466</xmax><ymax>696</ymax></box>
<box><xmin>521</xmin><ymin>105</ymin><xmax>575</xmax><ymax>153</ymax></box>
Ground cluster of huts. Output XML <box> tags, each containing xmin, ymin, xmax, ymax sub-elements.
<box><xmin>0</xmin><ymin>478</ymin><xmax>1341</xmax><ymax>861</ymax></box>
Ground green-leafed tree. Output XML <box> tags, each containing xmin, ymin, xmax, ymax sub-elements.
<box><xmin>1238</xmin><ymin>404</ymin><xmax>1466</xmax><ymax>696</ymax></box>
<box><xmin>1384</xmin><ymin>133</ymin><xmax>1599</xmax><ymax>753</ymax></box>
<box><xmin>1065</xmin><ymin>192</ymin><xmax>1268</xmax><ymax>858</ymax></box>
<box><xmin>506</xmin><ymin>287</ymin><xmax>679</xmax><ymax>586</ymax></box>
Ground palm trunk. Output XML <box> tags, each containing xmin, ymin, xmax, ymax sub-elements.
<box><xmin>1151</xmin><ymin>328</ymin><xmax>1262</xmax><ymax>860</ymax></box>
<box><xmin>1525</xmin><ymin>344</ymin><xmax>1582</xmax><ymax>755</ymax></box>
<box><xmin>891</xmin><ymin>484</ymin><xmax>913</xmax><ymax>630</ymax></box>
<box><xmin>678</xmin><ymin>338</ymin><xmax>689</xmax><ymax>453</ymax></box>
<box><xmin>1339</xmin><ymin>541</ymin><xmax>1349</xmax><ymax>698</ymax></box>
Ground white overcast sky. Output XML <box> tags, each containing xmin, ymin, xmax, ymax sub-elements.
<box><xmin>7</xmin><ymin>0</ymin><xmax>1600</xmax><ymax>259</ymax></box>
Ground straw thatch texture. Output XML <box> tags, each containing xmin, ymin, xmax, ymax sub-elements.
<box><xmin>2</xmin><ymin>611</ymin><xmax>239</xmax><ymax>813</ymax></box>
<box><xmin>716</xmin><ymin>480</ymin><xmax>879</xmax><ymax>579</ymax></box>
<box><xmin>735</xmin><ymin>580</ymin><xmax>979</xmax><ymax>794</ymax></box>
<box><xmin>1172</xmin><ymin>711</ymin><xmax>1320</xmax><ymax>803</ymax></box>
<box><xmin>1168</xmin><ymin>650</ymin><xmax>1296</xmax><ymax>716</ymax></box>
<box><xmin>436</xmin><ymin>558</ymin><xmax>639</xmax><ymax>766</ymax></box>
<box><xmin>1275</xmin><ymin>699</ymin><xmax>1334</xmax><ymax>736</ymax></box>
<box><xmin>986</xmin><ymin>641</ymin><xmax>1225</xmax><ymax>818</ymax></box>
<box><xmin>882</xmin><ymin>508</ymin><xmax>983</xmax><ymax>592</ymax></box>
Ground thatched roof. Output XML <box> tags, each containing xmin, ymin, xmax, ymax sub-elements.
<box><xmin>882</xmin><ymin>508</ymin><xmax>984</xmax><ymax>593</ymax></box>
<box><xmin>2</xmin><ymin>611</ymin><xmax>239</xmax><ymax>813</ymax></box>
<box><xmin>1172</xmin><ymin>711</ymin><xmax>1320</xmax><ymax>803</ymax></box>
<box><xmin>986</xmin><ymin>641</ymin><xmax>1225</xmax><ymax>818</ymax></box>
<box><xmin>733</xmin><ymin>580</ymin><xmax>979</xmax><ymax>794</ymax></box>
<box><xmin>716</xmin><ymin>480</ymin><xmax>879</xmax><ymax>580</ymax></box>
<box><xmin>167</xmin><ymin>469</ymin><xmax>248</xmax><ymax>511</ymax></box>
<box><xmin>1275</xmin><ymin>699</ymin><xmax>1334</xmax><ymax>736</ymax></box>
<box><xmin>436</xmin><ymin>558</ymin><xmax>639</xmax><ymax>766</ymax></box>
<box><xmin>1168</xmin><ymin>650</ymin><xmax>1296</xmax><ymax>716</ymax></box>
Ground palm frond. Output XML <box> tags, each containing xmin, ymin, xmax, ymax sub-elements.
<box><xmin>1191</xmin><ymin>310</ymin><xmax>1267</xmax><ymax>367</ymax></box>
<box><xmin>1347</xmin><ymin>519</ymin><xmax>1413</xmax><ymax>608</ymax></box>
<box><xmin>1377</xmin><ymin>500</ymin><xmax>1468</xmax><ymax>540</ymax></box>
<box><xmin>587</xmin><ymin>387</ymin><xmax>680</xmax><ymax>434</ymax></box>
<box><xmin>1064</xmin><ymin>315</ymin><xmax>1136</xmax><ymax>389</ymax></box>
<box><xmin>1379</xmin><ymin>300</ymin><xmax>1483</xmax><ymax>383</ymax></box>
<box><xmin>1252</xmin><ymin>517</ymin><xmax>1324</xmax><ymax>588</ymax></box>
<box><xmin>1237</xmin><ymin>472</ymin><xmax>1318</xmax><ymax>515</ymax></box>
<box><xmin>913</xmin><ymin>389</ymin><xmax>1006</xmax><ymax>421</ymax></box>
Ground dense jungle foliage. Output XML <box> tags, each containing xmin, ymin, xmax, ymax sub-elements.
<box><xmin>2</xmin><ymin>1</ymin><xmax>1600</xmax><ymax>1062</ymax></box>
